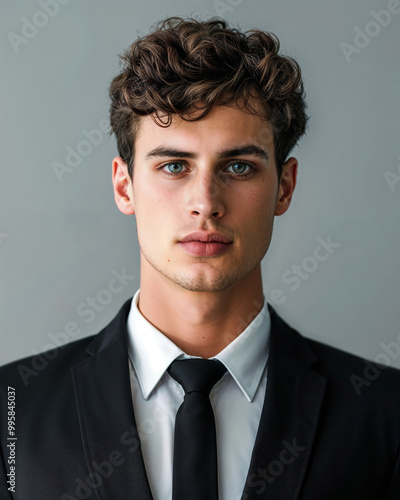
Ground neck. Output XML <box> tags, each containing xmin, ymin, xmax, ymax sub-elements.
<box><xmin>138</xmin><ymin>265</ymin><xmax>265</xmax><ymax>358</ymax></box>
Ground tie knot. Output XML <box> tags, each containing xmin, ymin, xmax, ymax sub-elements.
<box><xmin>167</xmin><ymin>358</ymin><xmax>227</xmax><ymax>395</ymax></box>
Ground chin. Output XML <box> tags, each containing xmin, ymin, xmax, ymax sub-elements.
<box><xmin>170</xmin><ymin>269</ymin><xmax>241</xmax><ymax>293</ymax></box>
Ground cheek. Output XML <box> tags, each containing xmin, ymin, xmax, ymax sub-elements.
<box><xmin>244</xmin><ymin>186</ymin><xmax>276</xmax><ymax>218</ymax></box>
<box><xmin>134</xmin><ymin>177</ymin><xmax>173</xmax><ymax>216</ymax></box>
<box><xmin>134</xmin><ymin>189</ymin><xmax>176</xmax><ymax>244</ymax></box>
<box><xmin>239</xmin><ymin>188</ymin><xmax>276</xmax><ymax>240</ymax></box>
<box><xmin>140</xmin><ymin>175</ymin><xmax>177</xmax><ymax>205</ymax></box>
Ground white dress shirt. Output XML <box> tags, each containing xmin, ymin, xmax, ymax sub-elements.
<box><xmin>126</xmin><ymin>289</ymin><xmax>271</xmax><ymax>500</ymax></box>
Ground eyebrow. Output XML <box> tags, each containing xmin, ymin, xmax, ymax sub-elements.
<box><xmin>219</xmin><ymin>145</ymin><xmax>269</xmax><ymax>162</ymax></box>
<box><xmin>144</xmin><ymin>144</ymin><xmax>269</xmax><ymax>162</ymax></box>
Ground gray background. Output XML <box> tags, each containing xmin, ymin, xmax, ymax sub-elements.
<box><xmin>1</xmin><ymin>0</ymin><xmax>399</xmax><ymax>370</ymax></box>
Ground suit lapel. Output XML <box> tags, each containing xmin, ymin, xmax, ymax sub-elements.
<box><xmin>242</xmin><ymin>306</ymin><xmax>327</xmax><ymax>500</ymax></box>
<box><xmin>71</xmin><ymin>300</ymin><xmax>153</xmax><ymax>500</ymax></box>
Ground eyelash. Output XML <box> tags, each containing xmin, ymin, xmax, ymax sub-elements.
<box><xmin>158</xmin><ymin>161</ymin><xmax>256</xmax><ymax>178</ymax></box>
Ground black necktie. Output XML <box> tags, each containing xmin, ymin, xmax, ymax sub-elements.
<box><xmin>167</xmin><ymin>358</ymin><xmax>227</xmax><ymax>500</ymax></box>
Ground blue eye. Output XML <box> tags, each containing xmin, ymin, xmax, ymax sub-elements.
<box><xmin>160</xmin><ymin>160</ymin><xmax>255</xmax><ymax>178</ymax></box>
<box><xmin>227</xmin><ymin>162</ymin><xmax>252</xmax><ymax>175</ymax></box>
<box><xmin>162</xmin><ymin>162</ymin><xmax>185</xmax><ymax>175</ymax></box>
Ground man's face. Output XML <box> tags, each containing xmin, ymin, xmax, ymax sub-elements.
<box><xmin>113</xmin><ymin>105</ymin><xmax>297</xmax><ymax>293</ymax></box>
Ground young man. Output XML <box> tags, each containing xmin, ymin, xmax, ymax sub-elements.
<box><xmin>1</xmin><ymin>17</ymin><xmax>400</xmax><ymax>500</ymax></box>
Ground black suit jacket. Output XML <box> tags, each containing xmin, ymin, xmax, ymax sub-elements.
<box><xmin>1</xmin><ymin>299</ymin><xmax>400</xmax><ymax>499</ymax></box>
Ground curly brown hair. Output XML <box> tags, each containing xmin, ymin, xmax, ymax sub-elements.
<box><xmin>109</xmin><ymin>17</ymin><xmax>308</xmax><ymax>179</ymax></box>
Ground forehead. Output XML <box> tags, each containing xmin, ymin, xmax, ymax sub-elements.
<box><xmin>134</xmin><ymin>105</ymin><xmax>275</xmax><ymax>154</ymax></box>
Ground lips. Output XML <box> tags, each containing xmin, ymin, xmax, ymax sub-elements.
<box><xmin>179</xmin><ymin>231</ymin><xmax>232</xmax><ymax>244</ymax></box>
<box><xmin>178</xmin><ymin>232</ymin><xmax>233</xmax><ymax>257</ymax></box>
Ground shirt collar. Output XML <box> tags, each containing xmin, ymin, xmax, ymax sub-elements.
<box><xmin>126</xmin><ymin>289</ymin><xmax>270</xmax><ymax>402</ymax></box>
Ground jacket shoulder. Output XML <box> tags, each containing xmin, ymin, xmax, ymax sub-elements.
<box><xmin>301</xmin><ymin>331</ymin><xmax>400</xmax><ymax>401</ymax></box>
<box><xmin>268</xmin><ymin>304</ymin><xmax>400</xmax><ymax>398</ymax></box>
<box><xmin>306</xmin><ymin>335</ymin><xmax>400</xmax><ymax>376</ymax></box>
<box><xmin>0</xmin><ymin>298</ymin><xmax>133</xmax><ymax>390</ymax></box>
<box><xmin>0</xmin><ymin>335</ymin><xmax>95</xmax><ymax>390</ymax></box>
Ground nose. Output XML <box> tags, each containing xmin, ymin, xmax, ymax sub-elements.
<box><xmin>186</xmin><ymin>171</ymin><xmax>226</xmax><ymax>220</ymax></box>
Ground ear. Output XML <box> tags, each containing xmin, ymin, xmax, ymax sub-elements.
<box><xmin>275</xmin><ymin>157</ymin><xmax>298</xmax><ymax>216</ymax></box>
<box><xmin>112</xmin><ymin>156</ymin><xmax>135</xmax><ymax>215</ymax></box>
